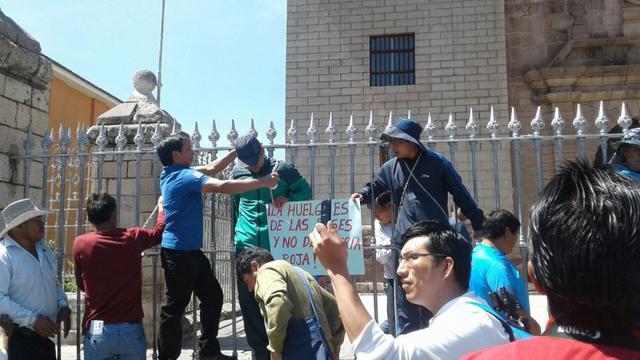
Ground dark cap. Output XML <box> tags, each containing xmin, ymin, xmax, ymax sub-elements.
<box><xmin>380</xmin><ymin>118</ymin><xmax>426</xmax><ymax>151</ymax></box>
<box><xmin>235</xmin><ymin>134</ymin><xmax>262</xmax><ymax>168</ymax></box>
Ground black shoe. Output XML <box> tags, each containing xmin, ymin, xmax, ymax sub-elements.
<box><xmin>200</xmin><ymin>353</ymin><xmax>237</xmax><ymax>360</ymax></box>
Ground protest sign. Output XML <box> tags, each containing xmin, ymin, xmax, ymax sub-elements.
<box><xmin>267</xmin><ymin>198</ymin><xmax>364</xmax><ymax>275</ymax></box>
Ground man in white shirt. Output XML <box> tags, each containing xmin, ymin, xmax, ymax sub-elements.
<box><xmin>311</xmin><ymin>219</ymin><xmax>511</xmax><ymax>359</ymax></box>
<box><xmin>0</xmin><ymin>199</ymin><xmax>70</xmax><ymax>360</ymax></box>
<box><xmin>371</xmin><ymin>191</ymin><xmax>397</xmax><ymax>335</ymax></box>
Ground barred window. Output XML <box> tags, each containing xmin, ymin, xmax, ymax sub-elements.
<box><xmin>370</xmin><ymin>34</ymin><xmax>415</xmax><ymax>87</ymax></box>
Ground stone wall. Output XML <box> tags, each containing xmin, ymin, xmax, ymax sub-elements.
<box><xmin>0</xmin><ymin>9</ymin><xmax>50</xmax><ymax>223</ymax></box>
<box><xmin>285</xmin><ymin>0</ymin><xmax>515</xmax><ymax>219</ymax></box>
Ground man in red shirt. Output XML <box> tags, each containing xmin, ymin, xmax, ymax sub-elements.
<box><xmin>73</xmin><ymin>193</ymin><xmax>165</xmax><ymax>360</ymax></box>
<box><xmin>463</xmin><ymin>161</ymin><xmax>640</xmax><ymax>360</ymax></box>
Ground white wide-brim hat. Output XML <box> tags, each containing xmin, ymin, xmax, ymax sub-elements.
<box><xmin>0</xmin><ymin>199</ymin><xmax>53</xmax><ymax>239</ymax></box>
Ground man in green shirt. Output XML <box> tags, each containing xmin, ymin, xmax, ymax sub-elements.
<box><xmin>233</xmin><ymin>134</ymin><xmax>312</xmax><ymax>359</ymax></box>
<box><xmin>236</xmin><ymin>247</ymin><xmax>344</xmax><ymax>360</ymax></box>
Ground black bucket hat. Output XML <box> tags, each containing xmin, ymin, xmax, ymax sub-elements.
<box><xmin>380</xmin><ymin>118</ymin><xmax>427</xmax><ymax>152</ymax></box>
<box><xmin>609</xmin><ymin>127</ymin><xmax>640</xmax><ymax>165</ymax></box>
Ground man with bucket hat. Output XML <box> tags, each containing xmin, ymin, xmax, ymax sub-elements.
<box><xmin>232</xmin><ymin>133</ymin><xmax>312</xmax><ymax>360</ymax></box>
<box><xmin>610</xmin><ymin>127</ymin><xmax>640</xmax><ymax>181</ymax></box>
<box><xmin>352</xmin><ymin>118</ymin><xmax>484</xmax><ymax>336</ymax></box>
<box><xmin>0</xmin><ymin>198</ymin><xmax>70</xmax><ymax>360</ymax></box>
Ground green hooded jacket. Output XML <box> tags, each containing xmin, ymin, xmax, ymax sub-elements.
<box><xmin>233</xmin><ymin>157</ymin><xmax>312</xmax><ymax>250</ymax></box>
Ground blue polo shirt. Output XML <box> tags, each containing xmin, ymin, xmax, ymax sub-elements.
<box><xmin>469</xmin><ymin>243</ymin><xmax>530</xmax><ymax>314</ymax></box>
<box><xmin>160</xmin><ymin>165</ymin><xmax>210</xmax><ymax>250</ymax></box>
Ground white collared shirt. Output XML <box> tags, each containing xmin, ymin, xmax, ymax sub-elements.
<box><xmin>351</xmin><ymin>292</ymin><xmax>510</xmax><ymax>360</ymax></box>
<box><xmin>0</xmin><ymin>235</ymin><xmax>68</xmax><ymax>329</ymax></box>
<box><xmin>374</xmin><ymin>220</ymin><xmax>396</xmax><ymax>279</ymax></box>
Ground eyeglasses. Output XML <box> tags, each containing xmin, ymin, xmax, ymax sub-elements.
<box><xmin>399</xmin><ymin>252</ymin><xmax>448</xmax><ymax>265</ymax></box>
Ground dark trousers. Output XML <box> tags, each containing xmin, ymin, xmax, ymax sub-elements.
<box><xmin>8</xmin><ymin>327</ymin><xmax>56</xmax><ymax>360</ymax></box>
<box><xmin>237</xmin><ymin>278</ymin><xmax>269</xmax><ymax>360</ymax></box>
<box><xmin>158</xmin><ymin>248</ymin><xmax>224</xmax><ymax>360</ymax></box>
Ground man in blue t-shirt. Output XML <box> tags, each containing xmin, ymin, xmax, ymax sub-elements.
<box><xmin>156</xmin><ymin>135</ymin><xmax>278</xmax><ymax>360</ymax></box>
<box><xmin>469</xmin><ymin>209</ymin><xmax>538</xmax><ymax>334</ymax></box>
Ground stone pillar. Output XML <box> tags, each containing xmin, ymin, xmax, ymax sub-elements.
<box><xmin>86</xmin><ymin>70</ymin><xmax>178</xmax><ymax>346</ymax></box>
<box><xmin>0</xmin><ymin>9</ymin><xmax>51</xmax><ymax>216</ymax></box>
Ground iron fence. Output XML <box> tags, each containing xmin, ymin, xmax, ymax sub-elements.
<box><xmin>10</xmin><ymin>100</ymin><xmax>636</xmax><ymax>359</ymax></box>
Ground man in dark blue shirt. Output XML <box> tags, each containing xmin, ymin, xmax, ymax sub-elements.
<box><xmin>156</xmin><ymin>135</ymin><xmax>278</xmax><ymax>360</ymax></box>
<box><xmin>352</xmin><ymin>119</ymin><xmax>484</xmax><ymax>336</ymax></box>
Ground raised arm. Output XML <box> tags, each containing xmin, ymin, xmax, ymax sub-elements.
<box><xmin>201</xmin><ymin>174</ymin><xmax>279</xmax><ymax>194</ymax></box>
<box><xmin>193</xmin><ymin>150</ymin><xmax>237</xmax><ymax>176</ymax></box>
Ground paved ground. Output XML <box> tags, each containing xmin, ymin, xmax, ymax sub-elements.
<box><xmin>61</xmin><ymin>293</ymin><xmax>549</xmax><ymax>359</ymax></box>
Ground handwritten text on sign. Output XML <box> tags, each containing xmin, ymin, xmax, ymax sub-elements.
<box><xmin>267</xmin><ymin>199</ymin><xmax>364</xmax><ymax>275</ymax></box>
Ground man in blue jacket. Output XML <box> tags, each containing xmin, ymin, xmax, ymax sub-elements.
<box><xmin>352</xmin><ymin>118</ymin><xmax>484</xmax><ymax>335</ymax></box>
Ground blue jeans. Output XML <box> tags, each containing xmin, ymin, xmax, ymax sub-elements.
<box><xmin>83</xmin><ymin>322</ymin><xmax>146</xmax><ymax>360</ymax></box>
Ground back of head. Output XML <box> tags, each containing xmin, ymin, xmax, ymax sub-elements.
<box><xmin>482</xmin><ymin>209</ymin><xmax>520</xmax><ymax>240</ymax></box>
<box><xmin>86</xmin><ymin>193</ymin><xmax>116</xmax><ymax>226</ymax></box>
<box><xmin>401</xmin><ymin>220</ymin><xmax>472</xmax><ymax>290</ymax></box>
<box><xmin>530</xmin><ymin>161</ymin><xmax>640</xmax><ymax>334</ymax></box>
<box><xmin>156</xmin><ymin>135</ymin><xmax>188</xmax><ymax>166</ymax></box>
<box><xmin>236</xmin><ymin>247</ymin><xmax>275</xmax><ymax>278</ymax></box>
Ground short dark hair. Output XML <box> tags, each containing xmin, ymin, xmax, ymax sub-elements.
<box><xmin>86</xmin><ymin>193</ymin><xmax>116</xmax><ymax>225</ymax></box>
<box><xmin>482</xmin><ymin>209</ymin><xmax>520</xmax><ymax>240</ymax></box>
<box><xmin>401</xmin><ymin>220</ymin><xmax>472</xmax><ymax>290</ymax></box>
<box><xmin>375</xmin><ymin>191</ymin><xmax>391</xmax><ymax>207</ymax></box>
<box><xmin>236</xmin><ymin>247</ymin><xmax>275</xmax><ymax>279</ymax></box>
<box><xmin>156</xmin><ymin>135</ymin><xmax>189</xmax><ymax>166</ymax></box>
<box><xmin>530</xmin><ymin>161</ymin><xmax>640</xmax><ymax>334</ymax></box>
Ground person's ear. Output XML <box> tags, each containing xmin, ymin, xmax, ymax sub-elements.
<box><xmin>528</xmin><ymin>261</ymin><xmax>545</xmax><ymax>294</ymax></box>
<box><xmin>441</xmin><ymin>257</ymin><xmax>455</xmax><ymax>279</ymax></box>
<box><xmin>250</xmin><ymin>260</ymin><xmax>260</xmax><ymax>273</ymax></box>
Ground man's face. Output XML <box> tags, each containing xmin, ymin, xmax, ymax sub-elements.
<box><xmin>173</xmin><ymin>140</ymin><xmax>194</xmax><ymax>166</ymax></box>
<box><xmin>389</xmin><ymin>138</ymin><xmax>417</xmax><ymax>159</ymax></box>
<box><xmin>397</xmin><ymin>236</ymin><xmax>446</xmax><ymax>310</ymax></box>
<box><xmin>19</xmin><ymin>216</ymin><xmax>45</xmax><ymax>243</ymax></box>
<box><xmin>504</xmin><ymin>228</ymin><xmax>519</xmax><ymax>254</ymax></box>
<box><xmin>374</xmin><ymin>202</ymin><xmax>392</xmax><ymax>225</ymax></box>
<box><xmin>241</xmin><ymin>260</ymin><xmax>261</xmax><ymax>292</ymax></box>
<box><xmin>622</xmin><ymin>145</ymin><xmax>640</xmax><ymax>172</ymax></box>
<box><xmin>247</xmin><ymin>149</ymin><xmax>265</xmax><ymax>174</ymax></box>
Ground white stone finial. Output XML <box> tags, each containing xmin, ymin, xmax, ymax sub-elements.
<box><xmin>191</xmin><ymin>121</ymin><xmax>202</xmax><ymax>150</ymax></box>
<box><xmin>618</xmin><ymin>101</ymin><xmax>632</xmax><ymax>132</ymax></box>
<box><xmin>325</xmin><ymin>112</ymin><xmax>337</xmax><ymax>143</ymax></box>
<box><xmin>445</xmin><ymin>113</ymin><xmax>457</xmax><ymax>139</ymax></box>
<box><xmin>115</xmin><ymin>123</ymin><xmax>127</xmax><ymax>151</ymax></box>
<box><xmin>425</xmin><ymin>113</ymin><xmax>437</xmax><ymax>141</ymax></box>
<box><xmin>407</xmin><ymin>109</ymin><xmax>411</xmax><ymax>119</ymax></box>
<box><xmin>508</xmin><ymin>107</ymin><xmax>521</xmax><ymax>137</ymax></box>
<box><xmin>266</xmin><ymin>121</ymin><xmax>277</xmax><ymax>145</ymax></box>
<box><xmin>530</xmin><ymin>106</ymin><xmax>544</xmax><ymax>136</ymax></box>
<box><xmin>595</xmin><ymin>100</ymin><xmax>609</xmax><ymax>135</ymax></box>
<box><xmin>465</xmin><ymin>107</ymin><xmax>478</xmax><ymax>138</ymax></box>
<box><xmin>486</xmin><ymin>106</ymin><xmax>499</xmax><ymax>138</ymax></box>
<box><xmin>128</xmin><ymin>70</ymin><xmax>158</xmax><ymax>105</ymax></box>
<box><xmin>306</xmin><ymin>113</ymin><xmax>318</xmax><ymax>144</ymax></box>
<box><xmin>551</xmin><ymin>107</ymin><xmax>565</xmax><ymax>136</ymax></box>
<box><xmin>287</xmin><ymin>118</ymin><xmax>298</xmax><ymax>144</ymax></box>
<box><xmin>346</xmin><ymin>113</ymin><xmax>357</xmax><ymax>142</ymax></box>
<box><xmin>365</xmin><ymin>110</ymin><xmax>378</xmax><ymax>142</ymax></box>
<box><xmin>573</xmin><ymin>103</ymin><xmax>587</xmax><ymax>136</ymax></box>
<box><xmin>227</xmin><ymin>119</ymin><xmax>239</xmax><ymax>145</ymax></box>
<box><xmin>208</xmin><ymin>118</ymin><xmax>220</xmax><ymax>147</ymax></box>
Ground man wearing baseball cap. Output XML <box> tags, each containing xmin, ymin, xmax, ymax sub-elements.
<box><xmin>0</xmin><ymin>198</ymin><xmax>70</xmax><ymax>360</ymax></box>
<box><xmin>232</xmin><ymin>134</ymin><xmax>312</xmax><ymax>360</ymax></box>
<box><xmin>352</xmin><ymin>118</ymin><xmax>484</xmax><ymax>336</ymax></box>
<box><xmin>610</xmin><ymin>127</ymin><xmax>640</xmax><ymax>182</ymax></box>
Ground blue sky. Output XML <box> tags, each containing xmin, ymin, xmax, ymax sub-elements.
<box><xmin>3</xmin><ymin>0</ymin><xmax>287</xmax><ymax>146</ymax></box>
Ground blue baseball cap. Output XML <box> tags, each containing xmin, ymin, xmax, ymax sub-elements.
<box><xmin>380</xmin><ymin>118</ymin><xmax>427</xmax><ymax>151</ymax></box>
<box><xmin>235</xmin><ymin>134</ymin><xmax>262</xmax><ymax>168</ymax></box>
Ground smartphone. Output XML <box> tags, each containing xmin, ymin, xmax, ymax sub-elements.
<box><xmin>320</xmin><ymin>199</ymin><xmax>332</xmax><ymax>224</ymax></box>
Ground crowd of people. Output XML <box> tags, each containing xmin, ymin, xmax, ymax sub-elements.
<box><xmin>0</xmin><ymin>118</ymin><xmax>638</xmax><ymax>360</ymax></box>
